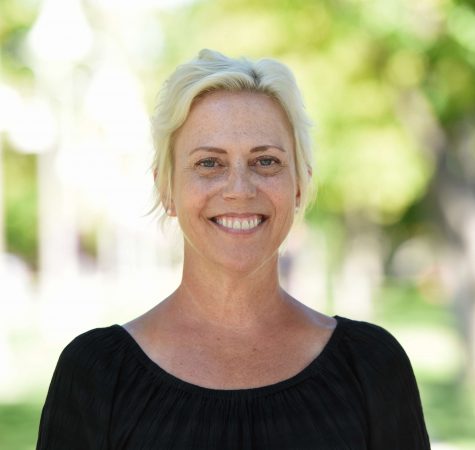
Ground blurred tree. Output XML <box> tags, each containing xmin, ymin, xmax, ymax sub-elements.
<box><xmin>3</xmin><ymin>144</ymin><xmax>38</xmax><ymax>269</ymax></box>
<box><xmin>1</xmin><ymin>0</ymin><xmax>39</xmax><ymax>269</ymax></box>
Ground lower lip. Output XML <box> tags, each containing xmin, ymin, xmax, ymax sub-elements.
<box><xmin>209</xmin><ymin>219</ymin><xmax>266</xmax><ymax>235</ymax></box>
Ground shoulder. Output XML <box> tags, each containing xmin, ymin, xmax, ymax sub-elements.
<box><xmin>335</xmin><ymin>317</ymin><xmax>430</xmax><ymax>447</ymax></box>
<box><xmin>38</xmin><ymin>326</ymin><xmax>125</xmax><ymax>448</ymax></box>
<box><xmin>335</xmin><ymin>315</ymin><xmax>418</xmax><ymax>389</ymax></box>
<box><xmin>64</xmin><ymin>324</ymin><xmax>122</xmax><ymax>348</ymax></box>
<box><xmin>55</xmin><ymin>325</ymin><xmax>126</xmax><ymax>376</ymax></box>
<box><xmin>337</xmin><ymin>315</ymin><xmax>407</xmax><ymax>354</ymax></box>
<box><xmin>336</xmin><ymin>316</ymin><xmax>414</xmax><ymax>376</ymax></box>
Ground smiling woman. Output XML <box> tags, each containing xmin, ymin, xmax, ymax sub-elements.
<box><xmin>36</xmin><ymin>50</ymin><xmax>431</xmax><ymax>449</ymax></box>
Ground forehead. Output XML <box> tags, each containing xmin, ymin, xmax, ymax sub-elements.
<box><xmin>174</xmin><ymin>90</ymin><xmax>294</xmax><ymax>151</ymax></box>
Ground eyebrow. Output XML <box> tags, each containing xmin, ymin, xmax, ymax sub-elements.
<box><xmin>189</xmin><ymin>145</ymin><xmax>286</xmax><ymax>155</ymax></box>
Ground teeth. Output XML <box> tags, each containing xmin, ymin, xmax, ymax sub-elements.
<box><xmin>215</xmin><ymin>216</ymin><xmax>263</xmax><ymax>230</ymax></box>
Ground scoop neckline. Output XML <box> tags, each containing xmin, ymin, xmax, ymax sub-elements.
<box><xmin>112</xmin><ymin>315</ymin><xmax>347</xmax><ymax>399</ymax></box>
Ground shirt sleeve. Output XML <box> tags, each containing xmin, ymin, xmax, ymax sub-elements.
<box><xmin>36</xmin><ymin>329</ymin><xmax>119</xmax><ymax>450</ymax></box>
<box><xmin>347</xmin><ymin>320</ymin><xmax>431</xmax><ymax>449</ymax></box>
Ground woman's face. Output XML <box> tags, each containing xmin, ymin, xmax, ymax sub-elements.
<box><xmin>171</xmin><ymin>90</ymin><xmax>299</xmax><ymax>273</ymax></box>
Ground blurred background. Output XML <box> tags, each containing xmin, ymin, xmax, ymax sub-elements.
<box><xmin>1</xmin><ymin>0</ymin><xmax>474</xmax><ymax>448</ymax></box>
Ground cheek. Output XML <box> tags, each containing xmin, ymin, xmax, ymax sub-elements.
<box><xmin>174</xmin><ymin>175</ymin><xmax>221</xmax><ymax>210</ymax></box>
<box><xmin>187</xmin><ymin>176</ymin><xmax>224</xmax><ymax>198</ymax></box>
<box><xmin>256</xmin><ymin>173</ymin><xmax>297</xmax><ymax>201</ymax></box>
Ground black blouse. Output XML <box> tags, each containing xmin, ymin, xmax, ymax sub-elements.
<box><xmin>36</xmin><ymin>315</ymin><xmax>431</xmax><ymax>449</ymax></box>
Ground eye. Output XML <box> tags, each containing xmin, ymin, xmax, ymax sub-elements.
<box><xmin>254</xmin><ymin>156</ymin><xmax>280</xmax><ymax>167</ymax></box>
<box><xmin>196</xmin><ymin>157</ymin><xmax>220</xmax><ymax>168</ymax></box>
<box><xmin>250</xmin><ymin>156</ymin><xmax>284</xmax><ymax>175</ymax></box>
<box><xmin>257</xmin><ymin>157</ymin><xmax>276</xmax><ymax>166</ymax></box>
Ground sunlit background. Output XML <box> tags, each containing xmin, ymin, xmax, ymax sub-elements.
<box><xmin>1</xmin><ymin>0</ymin><xmax>475</xmax><ymax>448</ymax></box>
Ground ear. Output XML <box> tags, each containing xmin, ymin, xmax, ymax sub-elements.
<box><xmin>166</xmin><ymin>199</ymin><xmax>177</xmax><ymax>217</ymax></box>
<box><xmin>154</xmin><ymin>169</ymin><xmax>176</xmax><ymax>217</ymax></box>
<box><xmin>295</xmin><ymin>186</ymin><xmax>301</xmax><ymax>209</ymax></box>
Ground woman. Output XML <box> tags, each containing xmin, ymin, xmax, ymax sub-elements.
<box><xmin>37</xmin><ymin>49</ymin><xmax>431</xmax><ymax>449</ymax></box>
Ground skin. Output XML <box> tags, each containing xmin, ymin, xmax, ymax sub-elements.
<box><xmin>124</xmin><ymin>91</ymin><xmax>337</xmax><ymax>389</ymax></box>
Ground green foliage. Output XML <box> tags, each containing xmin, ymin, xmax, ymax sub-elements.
<box><xmin>0</xmin><ymin>0</ymin><xmax>39</xmax><ymax>83</ymax></box>
<box><xmin>3</xmin><ymin>144</ymin><xmax>38</xmax><ymax>269</ymax></box>
<box><xmin>423</xmin><ymin>380</ymin><xmax>475</xmax><ymax>444</ymax></box>
<box><xmin>0</xmin><ymin>402</ymin><xmax>40</xmax><ymax>450</ymax></box>
<box><xmin>376</xmin><ymin>279</ymin><xmax>452</xmax><ymax>326</ymax></box>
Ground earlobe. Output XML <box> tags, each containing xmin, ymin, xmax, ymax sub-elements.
<box><xmin>166</xmin><ymin>200</ymin><xmax>176</xmax><ymax>217</ymax></box>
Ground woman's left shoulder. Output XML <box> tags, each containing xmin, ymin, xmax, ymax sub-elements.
<box><xmin>336</xmin><ymin>315</ymin><xmax>407</xmax><ymax>352</ymax></box>
<box><xmin>334</xmin><ymin>315</ymin><xmax>416</xmax><ymax>373</ymax></box>
<box><xmin>334</xmin><ymin>317</ymin><xmax>431</xmax><ymax>448</ymax></box>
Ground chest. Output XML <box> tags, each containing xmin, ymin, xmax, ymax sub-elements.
<box><xmin>144</xmin><ymin>328</ymin><xmax>333</xmax><ymax>390</ymax></box>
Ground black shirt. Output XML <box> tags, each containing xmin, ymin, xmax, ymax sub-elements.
<box><xmin>36</xmin><ymin>315</ymin><xmax>431</xmax><ymax>449</ymax></box>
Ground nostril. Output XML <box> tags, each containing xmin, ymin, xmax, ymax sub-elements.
<box><xmin>223</xmin><ymin>187</ymin><xmax>256</xmax><ymax>199</ymax></box>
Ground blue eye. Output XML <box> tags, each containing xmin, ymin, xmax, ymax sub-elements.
<box><xmin>256</xmin><ymin>157</ymin><xmax>278</xmax><ymax>167</ymax></box>
<box><xmin>259</xmin><ymin>158</ymin><xmax>274</xmax><ymax>166</ymax></box>
<box><xmin>197</xmin><ymin>158</ymin><xmax>218</xmax><ymax>168</ymax></box>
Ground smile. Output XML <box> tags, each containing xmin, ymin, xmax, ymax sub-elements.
<box><xmin>210</xmin><ymin>214</ymin><xmax>266</xmax><ymax>232</ymax></box>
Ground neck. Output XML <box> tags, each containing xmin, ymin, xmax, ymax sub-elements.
<box><xmin>170</xmin><ymin>250</ymin><xmax>291</xmax><ymax>333</ymax></box>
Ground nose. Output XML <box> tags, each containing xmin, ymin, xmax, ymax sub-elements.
<box><xmin>222</xmin><ymin>163</ymin><xmax>257</xmax><ymax>200</ymax></box>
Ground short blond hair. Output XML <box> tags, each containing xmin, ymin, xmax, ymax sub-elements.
<box><xmin>148</xmin><ymin>49</ymin><xmax>314</xmax><ymax>224</ymax></box>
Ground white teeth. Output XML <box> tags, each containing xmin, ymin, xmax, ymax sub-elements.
<box><xmin>214</xmin><ymin>216</ymin><xmax>263</xmax><ymax>231</ymax></box>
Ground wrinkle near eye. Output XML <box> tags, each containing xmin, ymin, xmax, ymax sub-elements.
<box><xmin>185</xmin><ymin>153</ymin><xmax>290</xmax><ymax>179</ymax></box>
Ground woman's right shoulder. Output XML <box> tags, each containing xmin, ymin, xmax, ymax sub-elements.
<box><xmin>38</xmin><ymin>326</ymin><xmax>128</xmax><ymax>449</ymax></box>
<box><xmin>56</xmin><ymin>325</ymin><xmax>127</xmax><ymax>372</ymax></box>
